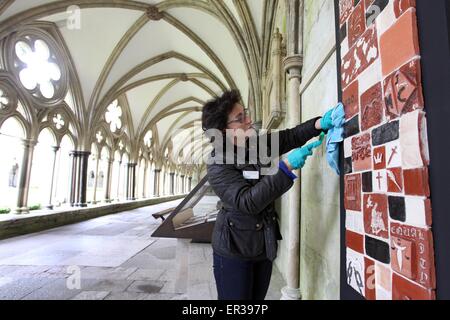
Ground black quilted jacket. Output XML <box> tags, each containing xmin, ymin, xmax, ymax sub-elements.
<box><xmin>207</xmin><ymin>117</ymin><xmax>323</xmax><ymax>261</ymax></box>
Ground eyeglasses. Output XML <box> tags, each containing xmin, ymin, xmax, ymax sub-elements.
<box><xmin>227</xmin><ymin>108</ymin><xmax>250</xmax><ymax>125</ymax></box>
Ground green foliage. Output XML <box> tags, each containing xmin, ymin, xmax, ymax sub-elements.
<box><xmin>28</xmin><ymin>204</ymin><xmax>41</xmax><ymax>211</ymax></box>
<box><xmin>0</xmin><ymin>208</ymin><xmax>11</xmax><ymax>214</ymax></box>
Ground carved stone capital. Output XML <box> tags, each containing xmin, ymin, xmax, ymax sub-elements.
<box><xmin>283</xmin><ymin>54</ymin><xmax>303</xmax><ymax>79</ymax></box>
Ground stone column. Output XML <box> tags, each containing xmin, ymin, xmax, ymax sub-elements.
<box><xmin>15</xmin><ymin>139</ymin><xmax>36</xmax><ymax>214</ymax></box>
<box><xmin>69</xmin><ymin>151</ymin><xmax>79</xmax><ymax>207</ymax></box>
<box><xmin>188</xmin><ymin>176</ymin><xmax>192</xmax><ymax>192</ymax></box>
<box><xmin>180</xmin><ymin>175</ymin><xmax>185</xmax><ymax>194</ymax></box>
<box><xmin>153</xmin><ymin>169</ymin><xmax>161</xmax><ymax>197</ymax></box>
<box><xmin>77</xmin><ymin>151</ymin><xmax>90</xmax><ymax>207</ymax></box>
<box><xmin>116</xmin><ymin>161</ymin><xmax>122</xmax><ymax>201</ymax></box>
<box><xmin>126</xmin><ymin>163</ymin><xmax>137</xmax><ymax>200</ymax></box>
<box><xmin>142</xmin><ymin>162</ymin><xmax>148</xmax><ymax>198</ymax></box>
<box><xmin>104</xmin><ymin>159</ymin><xmax>113</xmax><ymax>203</ymax></box>
<box><xmin>92</xmin><ymin>155</ymin><xmax>100</xmax><ymax>204</ymax></box>
<box><xmin>46</xmin><ymin>146</ymin><xmax>60</xmax><ymax>210</ymax></box>
<box><xmin>170</xmin><ymin>172</ymin><xmax>175</xmax><ymax>195</ymax></box>
<box><xmin>280</xmin><ymin>0</ymin><xmax>304</xmax><ymax>301</ymax></box>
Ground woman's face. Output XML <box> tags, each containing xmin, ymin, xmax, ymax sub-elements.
<box><xmin>226</xmin><ymin>103</ymin><xmax>255</xmax><ymax>146</ymax></box>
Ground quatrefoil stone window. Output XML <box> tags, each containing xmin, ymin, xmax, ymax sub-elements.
<box><xmin>105</xmin><ymin>100</ymin><xmax>122</xmax><ymax>133</ymax></box>
<box><xmin>53</xmin><ymin>113</ymin><xmax>65</xmax><ymax>130</ymax></box>
<box><xmin>0</xmin><ymin>89</ymin><xmax>9</xmax><ymax>110</ymax></box>
<box><xmin>96</xmin><ymin>131</ymin><xmax>104</xmax><ymax>144</ymax></box>
<box><xmin>15</xmin><ymin>39</ymin><xmax>61</xmax><ymax>99</ymax></box>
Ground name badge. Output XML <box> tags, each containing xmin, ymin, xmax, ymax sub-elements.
<box><xmin>243</xmin><ymin>170</ymin><xmax>259</xmax><ymax>180</ymax></box>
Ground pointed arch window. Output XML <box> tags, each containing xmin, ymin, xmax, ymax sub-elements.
<box><xmin>144</xmin><ymin>130</ymin><xmax>153</xmax><ymax>148</ymax></box>
<box><xmin>15</xmin><ymin>39</ymin><xmax>61</xmax><ymax>99</ymax></box>
<box><xmin>105</xmin><ymin>100</ymin><xmax>122</xmax><ymax>133</ymax></box>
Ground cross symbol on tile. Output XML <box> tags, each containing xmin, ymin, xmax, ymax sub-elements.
<box><xmin>376</xmin><ymin>172</ymin><xmax>383</xmax><ymax>190</ymax></box>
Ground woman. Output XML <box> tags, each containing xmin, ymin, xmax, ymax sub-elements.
<box><xmin>202</xmin><ymin>90</ymin><xmax>337</xmax><ymax>300</ymax></box>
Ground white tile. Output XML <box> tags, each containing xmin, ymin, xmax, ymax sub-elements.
<box><xmin>400</xmin><ymin>110</ymin><xmax>428</xmax><ymax>169</ymax></box>
<box><xmin>346</xmin><ymin>248</ymin><xmax>365</xmax><ymax>297</ymax></box>
<box><xmin>405</xmin><ymin>197</ymin><xmax>428</xmax><ymax>228</ymax></box>
<box><xmin>376</xmin><ymin>0</ymin><xmax>396</xmax><ymax>36</ymax></box>
<box><xmin>341</xmin><ymin>37</ymin><xmax>350</xmax><ymax>58</ymax></box>
<box><xmin>372</xmin><ymin>170</ymin><xmax>387</xmax><ymax>193</ymax></box>
<box><xmin>346</xmin><ymin>210</ymin><xmax>364</xmax><ymax>234</ymax></box>
<box><xmin>344</xmin><ymin>137</ymin><xmax>353</xmax><ymax>158</ymax></box>
<box><xmin>358</xmin><ymin>58</ymin><xmax>382</xmax><ymax>95</ymax></box>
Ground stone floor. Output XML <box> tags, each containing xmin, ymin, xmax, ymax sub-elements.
<box><xmin>0</xmin><ymin>200</ymin><xmax>284</xmax><ymax>300</ymax></box>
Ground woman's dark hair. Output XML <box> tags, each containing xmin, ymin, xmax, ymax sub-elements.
<box><xmin>201</xmin><ymin>90</ymin><xmax>241</xmax><ymax>134</ymax></box>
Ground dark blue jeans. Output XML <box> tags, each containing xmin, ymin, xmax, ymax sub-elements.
<box><xmin>213</xmin><ymin>252</ymin><xmax>273</xmax><ymax>300</ymax></box>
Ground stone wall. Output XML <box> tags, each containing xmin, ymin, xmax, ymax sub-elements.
<box><xmin>339</xmin><ymin>0</ymin><xmax>436</xmax><ymax>300</ymax></box>
<box><xmin>0</xmin><ymin>195</ymin><xmax>185</xmax><ymax>240</ymax></box>
<box><xmin>275</xmin><ymin>0</ymin><xmax>341</xmax><ymax>300</ymax></box>
<box><xmin>299</xmin><ymin>0</ymin><xmax>341</xmax><ymax>300</ymax></box>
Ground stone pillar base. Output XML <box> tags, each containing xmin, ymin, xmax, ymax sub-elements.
<box><xmin>15</xmin><ymin>207</ymin><xmax>30</xmax><ymax>215</ymax></box>
<box><xmin>46</xmin><ymin>205</ymin><xmax>54</xmax><ymax>210</ymax></box>
<box><xmin>281</xmin><ymin>286</ymin><xmax>302</xmax><ymax>300</ymax></box>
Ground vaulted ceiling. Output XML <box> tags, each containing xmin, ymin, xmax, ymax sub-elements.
<box><xmin>0</xmin><ymin>0</ymin><xmax>278</xmax><ymax>164</ymax></box>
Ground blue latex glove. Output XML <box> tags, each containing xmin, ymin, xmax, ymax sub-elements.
<box><xmin>287</xmin><ymin>133</ymin><xmax>325</xmax><ymax>170</ymax></box>
<box><xmin>320</xmin><ymin>103</ymin><xmax>345</xmax><ymax>131</ymax></box>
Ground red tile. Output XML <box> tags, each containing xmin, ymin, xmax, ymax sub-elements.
<box><xmin>365</xmin><ymin>257</ymin><xmax>376</xmax><ymax>300</ymax></box>
<box><xmin>380</xmin><ymin>10</ymin><xmax>420</xmax><ymax>77</ymax></box>
<box><xmin>393</xmin><ymin>0</ymin><xmax>416</xmax><ymax>18</ymax></box>
<box><xmin>373</xmin><ymin>146</ymin><xmax>386</xmax><ymax>170</ymax></box>
<box><xmin>387</xmin><ymin>168</ymin><xmax>404</xmax><ymax>193</ymax></box>
<box><xmin>403</xmin><ymin>167</ymin><xmax>430</xmax><ymax>197</ymax></box>
<box><xmin>424</xmin><ymin>199</ymin><xmax>433</xmax><ymax>226</ymax></box>
<box><xmin>384</xmin><ymin>59</ymin><xmax>424</xmax><ymax>120</ymax></box>
<box><xmin>348</xmin><ymin>1</ymin><xmax>366</xmax><ymax>48</ymax></box>
<box><xmin>391</xmin><ymin>222</ymin><xmax>436</xmax><ymax>289</ymax></box>
<box><xmin>360</xmin><ymin>82</ymin><xmax>384</xmax><ymax>131</ymax></box>
<box><xmin>391</xmin><ymin>236</ymin><xmax>415</xmax><ymax>279</ymax></box>
<box><xmin>343</xmin><ymin>80</ymin><xmax>359</xmax><ymax>120</ymax></box>
<box><xmin>365</xmin><ymin>0</ymin><xmax>375</xmax><ymax>9</ymax></box>
<box><xmin>340</xmin><ymin>0</ymin><xmax>354</xmax><ymax>25</ymax></box>
<box><xmin>364</xmin><ymin>194</ymin><xmax>389</xmax><ymax>239</ymax></box>
<box><xmin>352</xmin><ymin>133</ymin><xmax>372</xmax><ymax>172</ymax></box>
<box><xmin>345</xmin><ymin>174</ymin><xmax>362</xmax><ymax>211</ymax></box>
<box><xmin>341</xmin><ymin>25</ymin><xmax>379</xmax><ymax>89</ymax></box>
<box><xmin>347</xmin><ymin>230</ymin><xmax>364</xmax><ymax>254</ymax></box>
<box><xmin>392</xmin><ymin>273</ymin><xmax>435</xmax><ymax>300</ymax></box>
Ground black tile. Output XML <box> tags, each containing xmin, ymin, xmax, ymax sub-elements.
<box><xmin>389</xmin><ymin>196</ymin><xmax>406</xmax><ymax>222</ymax></box>
<box><xmin>344</xmin><ymin>157</ymin><xmax>353</xmax><ymax>174</ymax></box>
<box><xmin>372</xmin><ymin>121</ymin><xmax>399</xmax><ymax>146</ymax></box>
<box><xmin>362</xmin><ymin>172</ymin><xmax>373</xmax><ymax>192</ymax></box>
<box><xmin>340</xmin><ymin>22</ymin><xmax>348</xmax><ymax>43</ymax></box>
<box><xmin>365</xmin><ymin>236</ymin><xmax>390</xmax><ymax>264</ymax></box>
<box><xmin>344</xmin><ymin>115</ymin><xmax>360</xmax><ymax>138</ymax></box>
<box><xmin>366</xmin><ymin>0</ymin><xmax>389</xmax><ymax>27</ymax></box>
